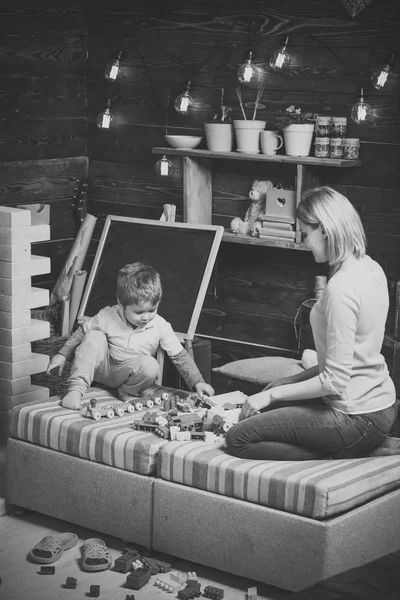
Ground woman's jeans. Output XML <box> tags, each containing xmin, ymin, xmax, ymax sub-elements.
<box><xmin>225</xmin><ymin>400</ymin><xmax>397</xmax><ymax>460</ymax></box>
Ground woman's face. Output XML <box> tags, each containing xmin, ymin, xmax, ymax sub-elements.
<box><xmin>299</xmin><ymin>221</ymin><xmax>328</xmax><ymax>263</ymax></box>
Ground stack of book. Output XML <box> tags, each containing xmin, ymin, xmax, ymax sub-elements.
<box><xmin>257</xmin><ymin>215</ymin><xmax>295</xmax><ymax>242</ymax></box>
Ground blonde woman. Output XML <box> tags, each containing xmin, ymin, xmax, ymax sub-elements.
<box><xmin>225</xmin><ymin>186</ymin><xmax>397</xmax><ymax>460</ymax></box>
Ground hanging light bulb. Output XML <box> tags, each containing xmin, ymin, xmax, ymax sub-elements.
<box><xmin>104</xmin><ymin>51</ymin><xmax>123</xmax><ymax>81</ymax></box>
<box><xmin>371</xmin><ymin>54</ymin><xmax>395</xmax><ymax>90</ymax></box>
<box><xmin>174</xmin><ymin>82</ymin><xmax>194</xmax><ymax>114</ymax></box>
<box><xmin>270</xmin><ymin>37</ymin><xmax>290</xmax><ymax>71</ymax></box>
<box><xmin>351</xmin><ymin>88</ymin><xmax>373</xmax><ymax>124</ymax></box>
<box><xmin>156</xmin><ymin>155</ymin><xmax>173</xmax><ymax>177</ymax></box>
<box><xmin>237</xmin><ymin>51</ymin><xmax>259</xmax><ymax>84</ymax></box>
<box><xmin>96</xmin><ymin>99</ymin><xmax>114</xmax><ymax>129</ymax></box>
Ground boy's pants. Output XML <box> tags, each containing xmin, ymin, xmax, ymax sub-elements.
<box><xmin>67</xmin><ymin>331</ymin><xmax>159</xmax><ymax>397</ymax></box>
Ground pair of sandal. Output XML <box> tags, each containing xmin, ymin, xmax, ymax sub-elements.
<box><xmin>29</xmin><ymin>534</ymin><xmax>112</xmax><ymax>572</ymax></box>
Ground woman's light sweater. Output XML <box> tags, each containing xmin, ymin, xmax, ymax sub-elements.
<box><xmin>310</xmin><ymin>255</ymin><xmax>395</xmax><ymax>414</ymax></box>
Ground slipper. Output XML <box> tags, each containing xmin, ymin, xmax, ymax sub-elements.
<box><xmin>81</xmin><ymin>538</ymin><xmax>112</xmax><ymax>572</ymax></box>
<box><xmin>29</xmin><ymin>533</ymin><xmax>78</xmax><ymax>564</ymax></box>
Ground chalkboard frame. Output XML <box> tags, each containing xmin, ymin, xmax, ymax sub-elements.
<box><xmin>78</xmin><ymin>215</ymin><xmax>224</xmax><ymax>340</ymax></box>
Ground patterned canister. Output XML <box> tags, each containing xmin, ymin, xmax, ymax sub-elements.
<box><xmin>314</xmin><ymin>137</ymin><xmax>330</xmax><ymax>158</ymax></box>
<box><xmin>331</xmin><ymin>117</ymin><xmax>347</xmax><ymax>137</ymax></box>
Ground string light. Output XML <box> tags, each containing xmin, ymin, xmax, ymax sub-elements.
<box><xmin>270</xmin><ymin>37</ymin><xmax>290</xmax><ymax>71</ymax></box>
<box><xmin>371</xmin><ymin>54</ymin><xmax>395</xmax><ymax>90</ymax></box>
<box><xmin>96</xmin><ymin>99</ymin><xmax>114</xmax><ymax>129</ymax></box>
<box><xmin>156</xmin><ymin>155</ymin><xmax>173</xmax><ymax>176</ymax></box>
<box><xmin>351</xmin><ymin>88</ymin><xmax>373</xmax><ymax>124</ymax></box>
<box><xmin>104</xmin><ymin>51</ymin><xmax>123</xmax><ymax>81</ymax></box>
<box><xmin>174</xmin><ymin>81</ymin><xmax>194</xmax><ymax>114</ymax></box>
<box><xmin>237</xmin><ymin>50</ymin><xmax>259</xmax><ymax>84</ymax></box>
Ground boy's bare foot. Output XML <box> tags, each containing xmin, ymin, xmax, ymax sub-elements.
<box><xmin>61</xmin><ymin>391</ymin><xmax>82</xmax><ymax>410</ymax></box>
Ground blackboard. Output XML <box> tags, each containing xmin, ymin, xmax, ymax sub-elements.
<box><xmin>79</xmin><ymin>215</ymin><xmax>223</xmax><ymax>340</ymax></box>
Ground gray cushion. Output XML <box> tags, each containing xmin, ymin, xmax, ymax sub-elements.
<box><xmin>212</xmin><ymin>356</ymin><xmax>304</xmax><ymax>386</ymax></box>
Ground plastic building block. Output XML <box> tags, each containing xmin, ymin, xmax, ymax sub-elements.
<box><xmin>154</xmin><ymin>575</ymin><xmax>182</xmax><ymax>593</ymax></box>
<box><xmin>38</xmin><ymin>566</ymin><xmax>55</xmax><ymax>575</ymax></box>
<box><xmin>203</xmin><ymin>585</ymin><xmax>224</xmax><ymax>599</ymax></box>
<box><xmin>64</xmin><ymin>577</ymin><xmax>77</xmax><ymax>589</ymax></box>
<box><xmin>178</xmin><ymin>583</ymin><xmax>201</xmax><ymax>600</ymax></box>
<box><xmin>126</xmin><ymin>569</ymin><xmax>151</xmax><ymax>590</ymax></box>
<box><xmin>114</xmin><ymin>547</ymin><xmax>141</xmax><ymax>573</ymax></box>
<box><xmin>247</xmin><ymin>587</ymin><xmax>257</xmax><ymax>600</ymax></box>
<box><xmin>90</xmin><ymin>584</ymin><xmax>100</xmax><ymax>597</ymax></box>
<box><xmin>149</xmin><ymin>557</ymin><xmax>171</xmax><ymax>573</ymax></box>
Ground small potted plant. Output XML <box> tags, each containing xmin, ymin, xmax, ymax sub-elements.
<box><xmin>204</xmin><ymin>88</ymin><xmax>234</xmax><ymax>152</ymax></box>
<box><xmin>233</xmin><ymin>85</ymin><xmax>266</xmax><ymax>153</ymax></box>
<box><xmin>274</xmin><ymin>105</ymin><xmax>316</xmax><ymax>157</ymax></box>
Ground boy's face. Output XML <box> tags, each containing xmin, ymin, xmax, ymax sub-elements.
<box><xmin>122</xmin><ymin>300</ymin><xmax>159</xmax><ymax>328</ymax></box>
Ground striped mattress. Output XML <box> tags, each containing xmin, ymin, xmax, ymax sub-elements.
<box><xmin>9</xmin><ymin>387</ymin><xmax>169</xmax><ymax>475</ymax></box>
<box><xmin>157</xmin><ymin>440</ymin><xmax>400</xmax><ymax>519</ymax></box>
<box><xmin>10</xmin><ymin>391</ymin><xmax>400</xmax><ymax>519</ymax></box>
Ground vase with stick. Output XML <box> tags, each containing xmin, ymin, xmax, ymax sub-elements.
<box><xmin>204</xmin><ymin>88</ymin><xmax>234</xmax><ymax>152</ymax></box>
<box><xmin>234</xmin><ymin>86</ymin><xmax>266</xmax><ymax>153</ymax></box>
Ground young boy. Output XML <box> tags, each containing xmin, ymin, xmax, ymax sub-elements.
<box><xmin>47</xmin><ymin>262</ymin><xmax>215</xmax><ymax>410</ymax></box>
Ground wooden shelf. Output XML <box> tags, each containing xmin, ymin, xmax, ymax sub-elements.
<box><xmin>152</xmin><ymin>147</ymin><xmax>362</xmax><ymax>168</ymax></box>
<box><xmin>223</xmin><ymin>231</ymin><xmax>310</xmax><ymax>251</ymax></box>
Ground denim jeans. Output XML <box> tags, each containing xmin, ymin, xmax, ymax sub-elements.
<box><xmin>67</xmin><ymin>330</ymin><xmax>159</xmax><ymax>396</ymax></box>
<box><xmin>225</xmin><ymin>399</ymin><xmax>397</xmax><ymax>460</ymax></box>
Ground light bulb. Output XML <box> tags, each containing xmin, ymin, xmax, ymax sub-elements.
<box><xmin>237</xmin><ymin>51</ymin><xmax>259</xmax><ymax>84</ymax></box>
<box><xmin>174</xmin><ymin>82</ymin><xmax>194</xmax><ymax>114</ymax></box>
<box><xmin>270</xmin><ymin>37</ymin><xmax>290</xmax><ymax>71</ymax></box>
<box><xmin>371</xmin><ymin>54</ymin><xmax>395</xmax><ymax>90</ymax></box>
<box><xmin>96</xmin><ymin>100</ymin><xmax>114</xmax><ymax>129</ymax></box>
<box><xmin>104</xmin><ymin>51</ymin><xmax>122</xmax><ymax>81</ymax></box>
<box><xmin>156</xmin><ymin>155</ymin><xmax>173</xmax><ymax>177</ymax></box>
<box><xmin>351</xmin><ymin>88</ymin><xmax>373</xmax><ymax>124</ymax></box>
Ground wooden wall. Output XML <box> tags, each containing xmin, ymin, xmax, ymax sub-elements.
<box><xmin>0</xmin><ymin>2</ymin><xmax>89</xmax><ymax>289</ymax></box>
<box><xmin>1</xmin><ymin>1</ymin><xmax>400</xmax><ymax>369</ymax></box>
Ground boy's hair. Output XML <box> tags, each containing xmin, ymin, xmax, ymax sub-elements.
<box><xmin>297</xmin><ymin>186</ymin><xmax>366</xmax><ymax>269</ymax></box>
<box><xmin>117</xmin><ymin>262</ymin><xmax>162</xmax><ymax>307</ymax></box>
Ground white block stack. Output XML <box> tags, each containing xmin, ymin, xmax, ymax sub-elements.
<box><xmin>0</xmin><ymin>206</ymin><xmax>52</xmax><ymax>431</ymax></box>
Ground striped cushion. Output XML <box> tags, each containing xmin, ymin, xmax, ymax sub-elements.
<box><xmin>9</xmin><ymin>387</ymin><xmax>168</xmax><ymax>475</ymax></box>
<box><xmin>158</xmin><ymin>441</ymin><xmax>400</xmax><ymax>519</ymax></box>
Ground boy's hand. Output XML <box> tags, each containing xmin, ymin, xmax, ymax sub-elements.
<box><xmin>194</xmin><ymin>382</ymin><xmax>215</xmax><ymax>398</ymax></box>
<box><xmin>47</xmin><ymin>353</ymin><xmax>67</xmax><ymax>376</ymax></box>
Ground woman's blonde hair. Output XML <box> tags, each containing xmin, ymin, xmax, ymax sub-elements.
<box><xmin>297</xmin><ymin>186</ymin><xmax>366</xmax><ymax>269</ymax></box>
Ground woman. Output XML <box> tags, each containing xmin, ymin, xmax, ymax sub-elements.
<box><xmin>225</xmin><ymin>186</ymin><xmax>397</xmax><ymax>460</ymax></box>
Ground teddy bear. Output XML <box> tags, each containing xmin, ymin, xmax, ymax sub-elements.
<box><xmin>230</xmin><ymin>179</ymin><xmax>273</xmax><ymax>236</ymax></box>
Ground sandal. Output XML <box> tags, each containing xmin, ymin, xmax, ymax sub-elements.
<box><xmin>29</xmin><ymin>533</ymin><xmax>78</xmax><ymax>564</ymax></box>
<box><xmin>81</xmin><ymin>538</ymin><xmax>112</xmax><ymax>572</ymax></box>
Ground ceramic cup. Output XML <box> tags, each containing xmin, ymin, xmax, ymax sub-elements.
<box><xmin>260</xmin><ymin>130</ymin><xmax>284</xmax><ymax>155</ymax></box>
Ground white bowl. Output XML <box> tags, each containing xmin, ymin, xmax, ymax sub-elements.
<box><xmin>165</xmin><ymin>135</ymin><xmax>203</xmax><ymax>149</ymax></box>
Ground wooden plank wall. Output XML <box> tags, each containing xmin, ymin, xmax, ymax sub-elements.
<box><xmin>0</xmin><ymin>2</ymin><xmax>89</xmax><ymax>289</ymax></box>
<box><xmin>2</xmin><ymin>1</ymin><xmax>399</xmax><ymax>368</ymax></box>
<box><xmin>86</xmin><ymin>0</ymin><xmax>400</xmax><ymax>364</ymax></box>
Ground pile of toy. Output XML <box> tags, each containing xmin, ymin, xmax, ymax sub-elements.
<box><xmin>133</xmin><ymin>389</ymin><xmax>246</xmax><ymax>443</ymax></box>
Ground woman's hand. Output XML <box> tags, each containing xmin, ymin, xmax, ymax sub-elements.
<box><xmin>239</xmin><ymin>390</ymin><xmax>273</xmax><ymax>421</ymax></box>
<box><xmin>46</xmin><ymin>353</ymin><xmax>67</xmax><ymax>376</ymax></box>
<box><xmin>194</xmin><ymin>382</ymin><xmax>215</xmax><ymax>398</ymax></box>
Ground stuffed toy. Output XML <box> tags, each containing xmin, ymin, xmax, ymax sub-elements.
<box><xmin>230</xmin><ymin>179</ymin><xmax>273</xmax><ymax>236</ymax></box>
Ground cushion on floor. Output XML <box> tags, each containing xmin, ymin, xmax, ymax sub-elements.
<box><xmin>157</xmin><ymin>440</ymin><xmax>400</xmax><ymax>519</ymax></box>
<box><xmin>8</xmin><ymin>387</ymin><xmax>168</xmax><ymax>475</ymax></box>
